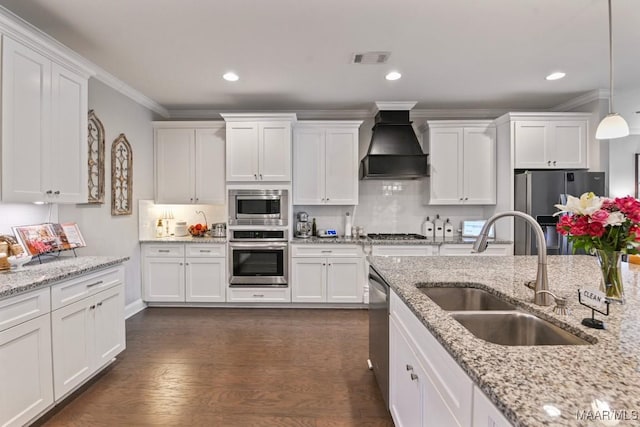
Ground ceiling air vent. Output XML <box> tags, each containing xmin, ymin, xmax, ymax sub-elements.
<box><xmin>351</xmin><ymin>51</ymin><xmax>391</xmax><ymax>64</ymax></box>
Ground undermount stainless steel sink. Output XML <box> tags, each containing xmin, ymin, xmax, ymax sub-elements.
<box><xmin>419</xmin><ymin>286</ymin><xmax>591</xmax><ymax>346</ymax></box>
<box><xmin>451</xmin><ymin>311</ymin><xmax>590</xmax><ymax>346</ymax></box>
<box><xmin>419</xmin><ymin>287</ymin><xmax>516</xmax><ymax>311</ymax></box>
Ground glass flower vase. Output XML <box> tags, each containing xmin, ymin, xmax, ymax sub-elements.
<box><xmin>595</xmin><ymin>249</ymin><xmax>625</xmax><ymax>304</ymax></box>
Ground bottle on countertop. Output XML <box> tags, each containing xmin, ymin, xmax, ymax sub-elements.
<box><xmin>422</xmin><ymin>216</ymin><xmax>434</xmax><ymax>239</ymax></box>
<box><xmin>434</xmin><ymin>214</ymin><xmax>444</xmax><ymax>239</ymax></box>
<box><xmin>345</xmin><ymin>212</ymin><xmax>352</xmax><ymax>238</ymax></box>
<box><xmin>156</xmin><ymin>219</ymin><xmax>164</xmax><ymax>238</ymax></box>
<box><xmin>312</xmin><ymin>218</ymin><xmax>317</xmax><ymax>237</ymax></box>
<box><xmin>444</xmin><ymin>218</ymin><xmax>454</xmax><ymax>240</ymax></box>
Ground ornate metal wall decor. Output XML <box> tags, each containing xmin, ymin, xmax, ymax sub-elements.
<box><xmin>111</xmin><ymin>134</ymin><xmax>133</xmax><ymax>216</ymax></box>
<box><xmin>87</xmin><ymin>110</ymin><xmax>105</xmax><ymax>204</ymax></box>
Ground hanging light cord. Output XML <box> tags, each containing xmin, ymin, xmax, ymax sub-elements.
<box><xmin>608</xmin><ymin>0</ymin><xmax>614</xmax><ymax>114</ymax></box>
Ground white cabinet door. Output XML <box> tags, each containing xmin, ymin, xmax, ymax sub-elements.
<box><xmin>325</xmin><ymin>128</ymin><xmax>358</xmax><ymax>205</ymax></box>
<box><xmin>93</xmin><ymin>285</ymin><xmax>126</xmax><ymax>368</ymax></box>
<box><xmin>185</xmin><ymin>257</ymin><xmax>226</xmax><ymax>302</ymax></box>
<box><xmin>463</xmin><ymin>127</ymin><xmax>496</xmax><ymax>204</ymax></box>
<box><xmin>155</xmin><ymin>128</ymin><xmax>195</xmax><ymax>203</ymax></box>
<box><xmin>551</xmin><ymin>121</ymin><xmax>587</xmax><ymax>169</ymax></box>
<box><xmin>429</xmin><ymin>128</ymin><xmax>463</xmax><ymax>204</ymax></box>
<box><xmin>226</xmin><ymin>122</ymin><xmax>259</xmax><ymax>181</ymax></box>
<box><xmin>513</xmin><ymin>121</ymin><xmax>550</xmax><ymax>169</ymax></box>
<box><xmin>473</xmin><ymin>386</ymin><xmax>512</xmax><ymax>427</ymax></box>
<box><xmin>326</xmin><ymin>258</ymin><xmax>362</xmax><ymax>303</ymax></box>
<box><xmin>143</xmin><ymin>257</ymin><xmax>185</xmax><ymax>302</ymax></box>
<box><xmin>1</xmin><ymin>36</ymin><xmax>51</xmax><ymax>203</ymax></box>
<box><xmin>50</xmin><ymin>62</ymin><xmax>88</xmax><ymax>203</ymax></box>
<box><xmin>291</xmin><ymin>257</ymin><xmax>326</xmax><ymax>302</ymax></box>
<box><xmin>51</xmin><ymin>298</ymin><xmax>93</xmax><ymax>400</ymax></box>
<box><xmin>293</xmin><ymin>128</ymin><xmax>325</xmax><ymax>204</ymax></box>
<box><xmin>389</xmin><ymin>318</ymin><xmax>424</xmax><ymax>427</ymax></box>
<box><xmin>0</xmin><ymin>315</ymin><xmax>53</xmax><ymax>427</ymax></box>
<box><xmin>259</xmin><ymin>121</ymin><xmax>291</xmax><ymax>181</ymax></box>
<box><xmin>195</xmin><ymin>128</ymin><xmax>225</xmax><ymax>204</ymax></box>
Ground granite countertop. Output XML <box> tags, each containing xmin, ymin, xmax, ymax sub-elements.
<box><xmin>291</xmin><ymin>236</ymin><xmax>512</xmax><ymax>246</ymax></box>
<box><xmin>140</xmin><ymin>236</ymin><xmax>227</xmax><ymax>243</ymax></box>
<box><xmin>0</xmin><ymin>256</ymin><xmax>129</xmax><ymax>300</ymax></box>
<box><xmin>369</xmin><ymin>255</ymin><xmax>640</xmax><ymax>427</ymax></box>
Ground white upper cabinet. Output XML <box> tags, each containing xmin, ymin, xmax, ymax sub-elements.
<box><xmin>425</xmin><ymin>121</ymin><xmax>496</xmax><ymax>205</ymax></box>
<box><xmin>498</xmin><ymin>113</ymin><xmax>589</xmax><ymax>169</ymax></box>
<box><xmin>293</xmin><ymin>121</ymin><xmax>361</xmax><ymax>205</ymax></box>
<box><xmin>1</xmin><ymin>36</ymin><xmax>88</xmax><ymax>204</ymax></box>
<box><xmin>222</xmin><ymin>114</ymin><xmax>296</xmax><ymax>182</ymax></box>
<box><xmin>154</xmin><ymin>122</ymin><xmax>225</xmax><ymax>204</ymax></box>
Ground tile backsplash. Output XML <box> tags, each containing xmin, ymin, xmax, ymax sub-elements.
<box><xmin>138</xmin><ymin>200</ymin><xmax>226</xmax><ymax>240</ymax></box>
<box><xmin>295</xmin><ymin>180</ymin><xmax>488</xmax><ymax>236</ymax></box>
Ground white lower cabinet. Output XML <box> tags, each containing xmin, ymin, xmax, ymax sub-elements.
<box><xmin>290</xmin><ymin>245</ymin><xmax>363</xmax><ymax>303</ymax></box>
<box><xmin>389</xmin><ymin>290</ymin><xmax>512</xmax><ymax>427</ymax></box>
<box><xmin>52</xmin><ymin>283</ymin><xmax>125</xmax><ymax>400</ymax></box>
<box><xmin>473</xmin><ymin>386</ymin><xmax>512</xmax><ymax>427</ymax></box>
<box><xmin>0</xmin><ymin>312</ymin><xmax>53</xmax><ymax>427</ymax></box>
<box><xmin>142</xmin><ymin>243</ymin><xmax>226</xmax><ymax>303</ymax></box>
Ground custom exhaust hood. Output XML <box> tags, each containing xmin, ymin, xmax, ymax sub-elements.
<box><xmin>359</xmin><ymin>102</ymin><xmax>428</xmax><ymax>179</ymax></box>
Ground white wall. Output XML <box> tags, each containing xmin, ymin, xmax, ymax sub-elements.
<box><xmin>58</xmin><ymin>78</ymin><xmax>158</xmax><ymax>306</ymax></box>
<box><xmin>608</xmin><ymin>135</ymin><xmax>640</xmax><ymax>198</ymax></box>
<box><xmin>0</xmin><ymin>204</ymin><xmax>58</xmax><ymax>235</ymax></box>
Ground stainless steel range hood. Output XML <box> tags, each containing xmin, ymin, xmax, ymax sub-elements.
<box><xmin>360</xmin><ymin>103</ymin><xmax>428</xmax><ymax>179</ymax></box>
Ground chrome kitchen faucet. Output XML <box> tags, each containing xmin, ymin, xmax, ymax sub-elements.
<box><xmin>472</xmin><ymin>211</ymin><xmax>553</xmax><ymax>306</ymax></box>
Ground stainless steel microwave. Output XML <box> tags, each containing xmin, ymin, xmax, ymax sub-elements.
<box><xmin>228</xmin><ymin>189</ymin><xmax>288</xmax><ymax>226</ymax></box>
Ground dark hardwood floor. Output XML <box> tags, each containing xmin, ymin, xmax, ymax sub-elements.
<box><xmin>39</xmin><ymin>308</ymin><xmax>393</xmax><ymax>426</ymax></box>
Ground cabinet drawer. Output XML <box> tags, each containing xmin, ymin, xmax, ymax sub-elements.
<box><xmin>291</xmin><ymin>245</ymin><xmax>361</xmax><ymax>257</ymax></box>
<box><xmin>51</xmin><ymin>267</ymin><xmax>122</xmax><ymax>310</ymax></box>
<box><xmin>186</xmin><ymin>244</ymin><xmax>225</xmax><ymax>257</ymax></box>
<box><xmin>439</xmin><ymin>243</ymin><xmax>512</xmax><ymax>256</ymax></box>
<box><xmin>227</xmin><ymin>287</ymin><xmax>290</xmax><ymax>302</ymax></box>
<box><xmin>142</xmin><ymin>244</ymin><xmax>185</xmax><ymax>257</ymax></box>
<box><xmin>372</xmin><ymin>245</ymin><xmax>437</xmax><ymax>257</ymax></box>
<box><xmin>390</xmin><ymin>291</ymin><xmax>473</xmax><ymax>427</ymax></box>
<box><xmin>0</xmin><ymin>288</ymin><xmax>50</xmax><ymax>332</ymax></box>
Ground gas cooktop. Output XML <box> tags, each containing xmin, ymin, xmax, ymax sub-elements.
<box><xmin>367</xmin><ymin>233</ymin><xmax>427</xmax><ymax>240</ymax></box>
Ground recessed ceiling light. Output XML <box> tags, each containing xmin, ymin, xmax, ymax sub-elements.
<box><xmin>545</xmin><ymin>72</ymin><xmax>566</xmax><ymax>81</ymax></box>
<box><xmin>223</xmin><ymin>72</ymin><xmax>239</xmax><ymax>82</ymax></box>
<box><xmin>385</xmin><ymin>71</ymin><xmax>402</xmax><ymax>81</ymax></box>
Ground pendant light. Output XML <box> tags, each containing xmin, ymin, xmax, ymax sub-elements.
<box><xmin>595</xmin><ymin>0</ymin><xmax>629</xmax><ymax>140</ymax></box>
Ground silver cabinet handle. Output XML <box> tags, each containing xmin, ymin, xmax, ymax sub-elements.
<box><xmin>322</xmin><ymin>263</ymin><xmax>326</xmax><ymax>266</ymax></box>
<box><xmin>459</xmin><ymin>197</ymin><xmax>463</xmax><ymax>201</ymax></box>
<box><xmin>326</xmin><ymin>198</ymin><xmax>329</xmax><ymax>201</ymax></box>
<box><xmin>179</xmin><ymin>262</ymin><xmax>184</xmax><ymax>266</ymax></box>
<box><xmin>158</xmin><ymin>250</ymin><xmax>170</xmax><ymax>253</ymax></box>
<box><xmin>54</xmin><ymin>190</ymin><xmax>60</xmax><ymax>195</ymax></box>
<box><xmin>259</xmin><ymin>174</ymin><xmax>263</xmax><ymax>180</ymax></box>
<box><xmin>547</xmin><ymin>160</ymin><xmax>551</xmax><ymax>166</ymax></box>
<box><xmin>45</xmin><ymin>190</ymin><xmax>53</xmax><ymax>195</ymax></box>
<box><xmin>254</xmin><ymin>174</ymin><xmax>258</xmax><ymax>180</ymax></box>
<box><xmin>87</xmin><ymin>280</ymin><xmax>103</xmax><ymax>288</ymax></box>
<box><xmin>321</xmin><ymin>250</ymin><xmax>332</xmax><ymax>253</ymax></box>
<box><xmin>410</xmin><ymin>373</ymin><xmax>419</xmax><ymax>381</ymax></box>
<box><xmin>200</xmin><ymin>250</ymin><xmax>211</xmax><ymax>253</ymax></box>
<box><xmin>406</xmin><ymin>364</ymin><xmax>413</xmax><ymax>371</ymax></box>
<box><xmin>464</xmin><ymin>197</ymin><xmax>468</xmax><ymax>200</ymax></box>
<box><xmin>89</xmin><ymin>305</ymin><xmax>96</xmax><ymax>310</ymax></box>
<box><xmin>253</xmin><ymin>294</ymin><xmax>264</xmax><ymax>297</ymax></box>
<box><xmin>195</xmin><ymin>198</ymin><xmax>199</xmax><ymax>202</ymax></box>
<box><xmin>190</xmin><ymin>198</ymin><xmax>194</xmax><ymax>202</ymax></box>
<box><xmin>97</xmin><ymin>302</ymin><xmax>103</xmax><ymax>307</ymax></box>
<box><xmin>553</xmin><ymin>160</ymin><xmax>557</xmax><ymax>166</ymax></box>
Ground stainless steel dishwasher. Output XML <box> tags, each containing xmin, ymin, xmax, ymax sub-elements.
<box><xmin>368</xmin><ymin>264</ymin><xmax>389</xmax><ymax>409</ymax></box>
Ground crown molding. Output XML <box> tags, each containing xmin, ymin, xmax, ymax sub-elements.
<box><xmin>410</xmin><ymin>108</ymin><xmax>508</xmax><ymax>119</ymax></box>
<box><xmin>0</xmin><ymin>6</ymin><xmax>169</xmax><ymax>118</ymax></box>
<box><xmin>551</xmin><ymin>89</ymin><xmax>609</xmax><ymax>112</ymax></box>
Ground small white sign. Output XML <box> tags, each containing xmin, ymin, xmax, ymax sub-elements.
<box><xmin>579</xmin><ymin>288</ymin><xmax>607</xmax><ymax>311</ymax></box>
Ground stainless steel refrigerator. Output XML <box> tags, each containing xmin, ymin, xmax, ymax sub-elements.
<box><xmin>514</xmin><ymin>170</ymin><xmax>606</xmax><ymax>255</ymax></box>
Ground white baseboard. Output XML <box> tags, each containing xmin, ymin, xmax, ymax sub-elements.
<box><xmin>125</xmin><ymin>299</ymin><xmax>147</xmax><ymax>319</ymax></box>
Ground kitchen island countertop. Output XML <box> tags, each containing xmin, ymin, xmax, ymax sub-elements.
<box><xmin>0</xmin><ymin>256</ymin><xmax>129</xmax><ymax>300</ymax></box>
<box><xmin>291</xmin><ymin>236</ymin><xmax>512</xmax><ymax>245</ymax></box>
<box><xmin>369</xmin><ymin>254</ymin><xmax>640</xmax><ymax>427</ymax></box>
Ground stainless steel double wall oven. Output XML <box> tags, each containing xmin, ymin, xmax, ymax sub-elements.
<box><xmin>228</xmin><ymin>189</ymin><xmax>289</xmax><ymax>287</ymax></box>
